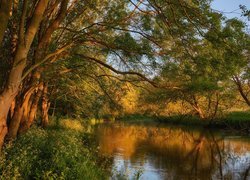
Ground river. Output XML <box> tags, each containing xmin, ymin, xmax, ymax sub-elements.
<box><xmin>92</xmin><ymin>122</ymin><xmax>250</xmax><ymax>180</ymax></box>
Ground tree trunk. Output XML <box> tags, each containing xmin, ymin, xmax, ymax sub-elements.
<box><xmin>211</xmin><ymin>93</ymin><xmax>219</xmax><ymax>120</ymax></box>
<box><xmin>6</xmin><ymin>104</ymin><xmax>23</xmax><ymax>140</ymax></box>
<box><xmin>41</xmin><ymin>83</ymin><xmax>50</xmax><ymax>127</ymax></box>
<box><xmin>188</xmin><ymin>95</ymin><xmax>206</xmax><ymax>119</ymax></box>
<box><xmin>233</xmin><ymin>76</ymin><xmax>250</xmax><ymax>106</ymax></box>
<box><xmin>0</xmin><ymin>116</ymin><xmax>8</xmax><ymax>150</ymax></box>
<box><xmin>0</xmin><ymin>89</ymin><xmax>19</xmax><ymax>149</ymax></box>
<box><xmin>19</xmin><ymin>83</ymin><xmax>44</xmax><ymax>133</ymax></box>
<box><xmin>192</xmin><ymin>104</ymin><xmax>205</xmax><ymax>119</ymax></box>
<box><xmin>7</xmin><ymin>100</ymin><xmax>16</xmax><ymax>126</ymax></box>
<box><xmin>7</xmin><ymin>88</ymin><xmax>34</xmax><ymax>139</ymax></box>
<box><xmin>10</xmin><ymin>100</ymin><xmax>16</xmax><ymax>119</ymax></box>
<box><xmin>0</xmin><ymin>0</ymin><xmax>48</xmax><ymax>149</ymax></box>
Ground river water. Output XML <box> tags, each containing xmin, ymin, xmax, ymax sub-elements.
<box><xmin>93</xmin><ymin>122</ymin><xmax>250</xmax><ymax>180</ymax></box>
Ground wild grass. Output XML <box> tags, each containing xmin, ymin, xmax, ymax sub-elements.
<box><xmin>0</xmin><ymin>118</ymin><xmax>110</xmax><ymax>180</ymax></box>
<box><xmin>58</xmin><ymin>118</ymin><xmax>84</xmax><ymax>132</ymax></box>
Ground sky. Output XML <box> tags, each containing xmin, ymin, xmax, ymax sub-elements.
<box><xmin>211</xmin><ymin>0</ymin><xmax>250</xmax><ymax>24</ymax></box>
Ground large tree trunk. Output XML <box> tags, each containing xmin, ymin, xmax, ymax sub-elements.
<box><xmin>15</xmin><ymin>0</ymin><xmax>69</xmax><ymax>132</ymax></box>
<box><xmin>0</xmin><ymin>45</ymin><xmax>28</xmax><ymax>143</ymax></box>
<box><xmin>6</xmin><ymin>104</ymin><xmax>23</xmax><ymax>140</ymax></box>
<box><xmin>16</xmin><ymin>0</ymin><xmax>69</xmax><ymax>132</ymax></box>
<box><xmin>0</xmin><ymin>0</ymin><xmax>48</xmax><ymax>149</ymax></box>
<box><xmin>7</xmin><ymin>87</ymin><xmax>35</xmax><ymax>139</ymax></box>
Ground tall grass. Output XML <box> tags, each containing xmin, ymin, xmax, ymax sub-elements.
<box><xmin>0</xmin><ymin>119</ymin><xmax>110</xmax><ymax>179</ymax></box>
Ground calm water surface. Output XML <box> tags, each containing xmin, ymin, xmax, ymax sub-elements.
<box><xmin>93</xmin><ymin>122</ymin><xmax>250</xmax><ymax>180</ymax></box>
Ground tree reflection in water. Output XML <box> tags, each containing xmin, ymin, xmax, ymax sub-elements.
<box><xmin>94</xmin><ymin>123</ymin><xmax>250</xmax><ymax>180</ymax></box>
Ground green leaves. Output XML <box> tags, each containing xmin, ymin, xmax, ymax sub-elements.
<box><xmin>0</xmin><ymin>124</ymin><xmax>108</xmax><ymax>179</ymax></box>
<box><xmin>185</xmin><ymin>77</ymin><xmax>219</xmax><ymax>92</ymax></box>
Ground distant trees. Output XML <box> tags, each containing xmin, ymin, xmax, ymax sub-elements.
<box><xmin>139</xmin><ymin>16</ymin><xmax>250</xmax><ymax>119</ymax></box>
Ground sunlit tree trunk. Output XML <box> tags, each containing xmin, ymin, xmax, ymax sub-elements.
<box><xmin>0</xmin><ymin>0</ymin><xmax>48</xmax><ymax>149</ymax></box>
<box><xmin>19</xmin><ymin>83</ymin><xmax>44</xmax><ymax>133</ymax></box>
<box><xmin>6</xmin><ymin>103</ymin><xmax>23</xmax><ymax>140</ymax></box>
<box><xmin>41</xmin><ymin>83</ymin><xmax>50</xmax><ymax>127</ymax></box>
<box><xmin>0</xmin><ymin>45</ymin><xmax>27</xmax><ymax>146</ymax></box>
<box><xmin>7</xmin><ymin>88</ymin><xmax>35</xmax><ymax>139</ymax></box>
<box><xmin>192</xmin><ymin>105</ymin><xmax>205</xmax><ymax>119</ymax></box>
<box><xmin>9</xmin><ymin>100</ymin><xmax>16</xmax><ymax>120</ymax></box>
<box><xmin>187</xmin><ymin>95</ymin><xmax>206</xmax><ymax>119</ymax></box>
<box><xmin>233</xmin><ymin>76</ymin><xmax>250</xmax><ymax>106</ymax></box>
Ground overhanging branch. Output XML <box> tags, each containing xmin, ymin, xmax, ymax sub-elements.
<box><xmin>76</xmin><ymin>53</ymin><xmax>180</xmax><ymax>90</ymax></box>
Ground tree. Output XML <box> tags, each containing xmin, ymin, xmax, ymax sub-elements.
<box><xmin>0</xmin><ymin>0</ymin><xmax>158</xmax><ymax>146</ymax></box>
<box><xmin>215</xmin><ymin>19</ymin><xmax>250</xmax><ymax>107</ymax></box>
<box><xmin>141</xmin><ymin>16</ymin><xmax>249</xmax><ymax>119</ymax></box>
<box><xmin>0</xmin><ymin>0</ymin><xmax>241</xmax><ymax>149</ymax></box>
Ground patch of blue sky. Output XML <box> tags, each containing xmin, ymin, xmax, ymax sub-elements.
<box><xmin>211</xmin><ymin>0</ymin><xmax>250</xmax><ymax>27</ymax></box>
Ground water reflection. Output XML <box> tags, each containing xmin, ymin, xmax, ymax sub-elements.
<box><xmin>94</xmin><ymin>123</ymin><xmax>250</xmax><ymax>180</ymax></box>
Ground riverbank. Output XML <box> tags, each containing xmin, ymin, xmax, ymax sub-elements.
<box><xmin>1</xmin><ymin>117</ymin><xmax>249</xmax><ymax>179</ymax></box>
<box><xmin>118</xmin><ymin>112</ymin><xmax>250</xmax><ymax>133</ymax></box>
<box><xmin>0</xmin><ymin>119</ymin><xmax>110</xmax><ymax>179</ymax></box>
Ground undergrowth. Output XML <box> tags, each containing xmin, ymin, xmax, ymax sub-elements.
<box><xmin>0</xmin><ymin>119</ymin><xmax>110</xmax><ymax>179</ymax></box>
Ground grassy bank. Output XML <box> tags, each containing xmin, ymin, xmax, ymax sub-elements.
<box><xmin>0</xmin><ymin>119</ymin><xmax>110</xmax><ymax>179</ymax></box>
<box><xmin>118</xmin><ymin>112</ymin><xmax>250</xmax><ymax>132</ymax></box>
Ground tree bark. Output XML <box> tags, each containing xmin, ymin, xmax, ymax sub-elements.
<box><xmin>7</xmin><ymin>88</ymin><xmax>35</xmax><ymax>139</ymax></box>
<box><xmin>187</xmin><ymin>95</ymin><xmax>206</xmax><ymax>119</ymax></box>
<box><xmin>16</xmin><ymin>0</ymin><xmax>69</xmax><ymax>133</ymax></box>
<box><xmin>19</xmin><ymin>83</ymin><xmax>44</xmax><ymax>133</ymax></box>
<box><xmin>0</xmin><ymin>0</ymin><xmax>48</xmax><ymax>149</ymax></box>
<box><xmin>192</xmin><ymin>105</ymin><xmax>205</xmax><ymax>119</ymax></box>
<box><xmin>0</xmin><ymin>116</ymin><xmax>7</xmax><ymax>150</ymax></box>
<box><xmin>6</xmin><ymin>104</ymin><xmax>23</xmax><ymax>140</ymax></box>
<box><xmin>233</xmin><ymin>76</ymin><xmax>250</xmax><ymax>106</ymax></box>
<box><xmin>41</xmin><ymin>83</ymin><xmax>50</xmax><ymax>127</ymax></box>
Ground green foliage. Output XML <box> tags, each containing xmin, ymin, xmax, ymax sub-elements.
<box><xmin>225</xmin><ymin>111</ymin><xmax>250</xmax><ymax>122</ymax></box>
<box><xmin>0</xmin><ymin>123</ymin><xmax>109</xmax><ymax>179</ymax></box>
<box><xmin>143</xmin><ymin>113</ymin><xmax>250</xmax><ymax>131</ymax></box>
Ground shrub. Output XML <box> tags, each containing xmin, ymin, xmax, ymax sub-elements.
<box><xmin>0</xmin><ymin>121</ymin><xmax>108</xmax><ymax>179</ymax></box>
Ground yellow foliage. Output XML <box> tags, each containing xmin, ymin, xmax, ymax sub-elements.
<box><xmin>89</xmin><ymin>118</ymin><xmax>104</xmax><ymax>125</ymax></box>
<box><xmin>59</xmin><ymin>119</ymin><xmax>84</xmax><ymax>132</ymax></box>
<box><xmin>120</xmin><ymin>83</ymin><xmax>139</xmax><ymax>114</ymax></box>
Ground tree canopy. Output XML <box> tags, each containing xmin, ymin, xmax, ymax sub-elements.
<box><xmin>0</xmin><ymin>0</ymin><xmax>249</xmax><ymax>149</ymax></box>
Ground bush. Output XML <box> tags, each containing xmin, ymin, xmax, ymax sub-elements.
<box><xmin>0</xmin><ymin>121</ymin><xmax>109</xmax><ymax>179</ymax></box>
